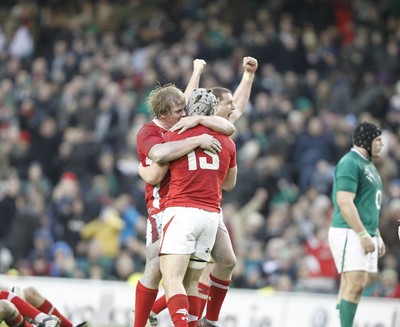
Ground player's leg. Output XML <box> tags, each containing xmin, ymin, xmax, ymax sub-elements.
<box><xmin>197</xmin><ymin>263</ymin><xmax>213</xmax><ymax>317</ymax></box>
<box><xmin>210</xmin><ymin>226</ymin><xmax>236</xmax><ymax>280</ymax></box>
<box><xmin>183</xmin><ymin>266</ymin><xmax>204</xmax><ymax>327</ymax></box>
<box><xmin>148</xmin><ymin>264</ymin><xmax>212</xmax><ymax>326</ymax></box>
<box><xmin>199</xmin><ymin>227</ymin><xmax>236</xmax><ymax>326</ymax></box>
<box><xmin>135</xmin><ymin>240</ymin><xmax>162</xmax><ymax>327</ymax></box>
<box><xmin>149</xmin><ymin>293</ymin><xmax>166</xmax><ymax>319</ymax></box>
<box><xmin>150</xmin><ymin>263</ymin><xmax>212</xmax><ymax>321</ymax></box>
<box><xmin>329</xmin><ymin>227</ymin><xmax>378</xmax><ymax>327</ymax></box>
<box><xmin>339</xmin><ymin>270</ymin><xmax>368</xmax><ymax>327</ymax></box>
<box><xmin>23</xmin><ymin>286</ymin><xmax>87</xmax><ymax>327</ymax></box>
<box><xmin>159</xmin><ymin>207</ymin><xmax>218</xmax><ymax>327</ymax></box>
<box><xmin>135</xmin><ymin>212</ymin><xmax>164</xmax><ymax>327</ymax></box>
<box><xmin>160</xmin><ymin>254</ymin><xmax>191</xmax><ymax>327</ymax></box>
<box><xmin>336</xmin><ymin>274</ymin><xmax>346</xmax><ymax>317</ymax></box>
<box><xmin>0</xmin><ymin>291</ymin><xmax>50</xmax><ymax>323</ymax></box>
<box><xmin>0</xmin><ymin>300</ymin><xmax>35</xmax><ymax>327</ymax></box>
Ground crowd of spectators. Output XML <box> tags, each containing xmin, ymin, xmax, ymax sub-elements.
<box><xmin>1</xmin><ymin>0</ymin><xmax>400</xmax><ymax>298</ymax></box>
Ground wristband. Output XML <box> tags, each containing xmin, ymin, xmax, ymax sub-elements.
<box><xmin>358</xmin><ymin>230</ymin><xmax>368</xmax><ymax>238</ymax></box>
<box><xmin>243</xmin><ymin>72</ymin><xmax>255</xmax><ymax>82</ymax></box>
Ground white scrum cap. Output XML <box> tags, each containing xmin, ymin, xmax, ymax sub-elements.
<box><xmin>187</xmin><ymin>88</ymin><xmax>218</xmax><ymax>117</ymax></box>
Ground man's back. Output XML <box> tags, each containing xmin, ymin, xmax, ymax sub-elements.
<box><xmin>164</xmin><ymin>125</ymin><xmax>236</xmax><ymax>212</ymax></box>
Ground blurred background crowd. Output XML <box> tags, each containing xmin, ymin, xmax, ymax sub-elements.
<box><xmin>1</xmin><ymin>0</ymin><xmax>400</xmax><ymax>298</ymax></box>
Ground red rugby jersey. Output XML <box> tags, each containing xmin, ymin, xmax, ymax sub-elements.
<box><xmin>163</xmin><ymin>125</ymin><xmax>236</xmax><ymax>213</ymax></box>
<box><xmin>136</xmin><ymin>120</ymin><xmax>170</xmax><ymax>216</ymax></box>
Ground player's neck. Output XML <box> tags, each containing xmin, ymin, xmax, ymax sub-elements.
<box><xmin>153</xmin><ymin>118</ymin><xmax>170</xmax><ymax>131</ymax></box>
<box><xmin>352</xmin><ymin>146</ymin><xmax>370</xmax><ymax>159</ymax></box>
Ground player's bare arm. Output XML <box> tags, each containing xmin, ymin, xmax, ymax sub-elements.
<box><xmin>230</xmin><ymin>56</ymin><xmax>258</xmax><ymax>123</ymax></box>
<box><xmin>336</xmin><ymin>190</ymin><xmax>376</xmax><ymax>253</ymax></box>
<box><xmin>170</xmin><ymin>115</ymin><xmax>235</xmax><ymax>135</ymax></box>
<box><xmin>178</xmin><ymin>58</ymin><xmax>236</xmax><ymax>135</ymax></box>
<box><xmin>148</xmin><ymin>134</ymin><xmax>222</xmax><ymax>163</ymax></box>
<box><xmin>184</xmin><ymin>59</ymin><xmax>207</xmax><ymax>101</ymax></box>
<box><xmin>221</xmin><ymin>166</ymin><xmax>238</xmax><ymax>191</ymax></box>
<box><xmin>138</xmin><ymin>162</ymin><xmax>169</xmax><ymax>185</ymax></box>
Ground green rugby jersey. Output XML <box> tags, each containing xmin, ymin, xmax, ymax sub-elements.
<box><xmin>331</xmin><ymin>149</ymin><xmax>382</xmax><ymax>236</ymax></box>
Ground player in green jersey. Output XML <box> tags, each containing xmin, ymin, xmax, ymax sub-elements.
<box><xmin>329</xmin><ymin>121</ymin><xmax>386</xmax><ymax>327</ymax></box>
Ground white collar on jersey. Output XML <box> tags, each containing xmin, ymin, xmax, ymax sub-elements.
<box><xmin>351</xmin><ymin>148</ymin><xmax>369</xmax><ymax>161</ymax></box>
<box><xmin>153</xmin><ymin>118</ymin><xmax>169</xmax><ymax>131</ymax></box>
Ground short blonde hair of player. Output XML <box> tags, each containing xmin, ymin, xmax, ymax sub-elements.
<box><xmin>146</xmin><ymin>83</ymin><xmax>186</xmax><ymax>119</ymax></box>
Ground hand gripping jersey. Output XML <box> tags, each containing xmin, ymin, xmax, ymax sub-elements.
<box><xmin>136</xmin><ymin>120</ymin><xmax>170</xmax><ymax>216</ymax></box>
<box><xmin>163</xmin><ymin>125</ymin><xmax>236</xmax><ymax>212</ymax></box>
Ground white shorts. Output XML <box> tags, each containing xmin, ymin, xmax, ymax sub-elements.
<box><xmin>328</xmin><ymin>227</ymin><xmax>378</xmax><ymax>273</ymax></box>
<box><xmin>159</xmin><ymin>207</ymin><xmax>219</xmax><ymax>262</ymax></box>
<box><xmin>146</xmin><ymin>211</ymin><xmax>164</xmax><ymax>247</ymax></box>
<box><xmin>218</xmin><ymin>210</ymin><xmax>228</xmax><ymax>233</ymax></box>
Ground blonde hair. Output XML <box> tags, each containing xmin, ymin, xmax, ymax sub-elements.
<box><xmin>146</xmin><ymin>83</ymin><xmax>186</xmax><ymax>118</ymax></box>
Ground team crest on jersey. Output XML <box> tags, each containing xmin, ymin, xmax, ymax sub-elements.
<box><xmin>364</xmin><ymin>168</ymin><xmax>375</xmax><ymax>183</ymax></box>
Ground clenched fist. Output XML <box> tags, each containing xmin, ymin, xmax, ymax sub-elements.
<box><xmin>243</xmin><ymin>56</ymin><xmax>258</xmax><ymax>74</ymax></box>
